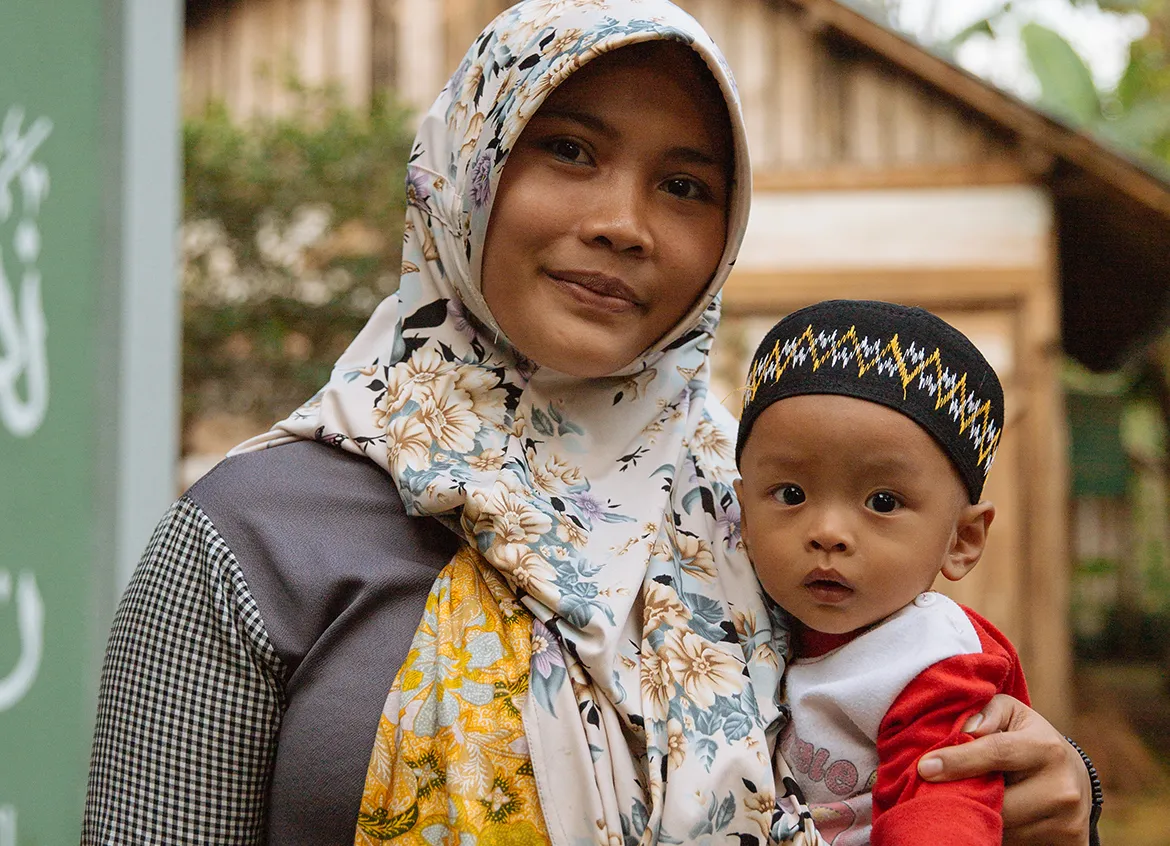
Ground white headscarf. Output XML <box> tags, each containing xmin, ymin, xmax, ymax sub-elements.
<box><xmin>237</xmin><ymin>1</ymin><xmax>820</xmax><ymax>842</ymax></box>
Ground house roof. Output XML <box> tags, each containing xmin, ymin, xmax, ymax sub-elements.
<box><xmin>777</xmin><ymin>0</ymin><xmax>1170</xmax><ymax>371</ymax></box>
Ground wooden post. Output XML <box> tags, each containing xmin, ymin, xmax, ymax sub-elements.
<box><xmin>776</xmin><ymin>13</ymin><xmax>814</xmax><ymax>169</ymax></box>
<box><xmin>1018</xmin><ymin>222</ymin><xmax>1073</xmax><ymax>729</ymax></box>
<box><xmin>371</xmin><ymin>0</ymin><xmax>398</xmax><ymax>94</ymax></box>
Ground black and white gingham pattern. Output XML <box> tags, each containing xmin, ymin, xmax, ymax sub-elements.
<box><xmin>83</xmin><ymin>498</ymin><xmax>287</xmax><ymax>844</ymax></box>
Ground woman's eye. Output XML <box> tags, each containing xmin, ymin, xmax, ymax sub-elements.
<box><xmin>662</xmin><ymin>177</ymin><xmax>708</xmax><ymax>201</ymax></box>
<box><xmin>866</xmin><ymin>492</ymin><xmax>901</xmax><ymax>513</ymax></box>
<box><xmin>547</xmin><ymin>139</ymin><xmax>589</xmax><ymax>163</ymax></box>
<box><xmin>774</xmin><ymin>484</ymin><xmax>805</xmax><ymax>506</ymax></box>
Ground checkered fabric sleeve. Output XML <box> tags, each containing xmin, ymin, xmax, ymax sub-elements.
<box><xmin>83</xmin><ymin>496</ymin><xmax>287</xmax><ymax>845</ymax></box>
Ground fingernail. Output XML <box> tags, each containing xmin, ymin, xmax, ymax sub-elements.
<box><xmin>962</xmin><ymin>713</ymin><xmax>984</xmax><ymax>733</ymax></box>
<box><xmin>918</xmin><ymin>756</ymin><xmax>943</xmax><ymax>778</ymax></box>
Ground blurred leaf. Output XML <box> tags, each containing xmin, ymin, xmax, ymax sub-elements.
<box><xmin>1021</xmin><ymin>22</ymin><xmax>1103</xmax><ymax>124</ymax></box>
<box><xmin>943</xmin><ymin>2</ymin><xmax>1012</xmax><ymax>54</ymax></box>
<box><xmin>1117</xmin><ymin>48</ymin><xmax>1148</xmax><ymax>109</ymax></box>
<box><xmin>1098</xmin><ymin>97</ymin><xmax>1170</xmax><ymax>149</ymax></box>
<box><xmin>1118</xmin><ymin>35</ymin><xmax>1170</xmax><ymax>105</ymax></box>
<box><xmin>1090</xmin><ymin>0</ymin><xmax>1149</xmax><ymax>10</ymax></box>
<box><xmin>943</xmin><ymin>18</ymin><xmax>994</xmax><ymax>54</ymax></box>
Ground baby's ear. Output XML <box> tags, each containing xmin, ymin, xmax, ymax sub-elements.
<box><xmin>940</xmin><ymin>501</ymin><xmax>995</xmax><ymax>582</ymax></box>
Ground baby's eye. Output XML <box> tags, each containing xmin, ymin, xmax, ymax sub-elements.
<box><xmin>866</xmin><ymin>491</ymin><xmax>901</xmax><ymax>513</ymax></box>
<box><xmin>662</xmin><ymin>176</ymin><xmax>709</xmax><ymax>202</ymax></box>
<box><xmin>547</xmin><ymin>138</ymin><xmax>590</xmax><ymax>164</ymax></box>
<box><xmin>774</xmin><ymin>484</ymin><xmax>805</xmax><ymax>506</ymax></box>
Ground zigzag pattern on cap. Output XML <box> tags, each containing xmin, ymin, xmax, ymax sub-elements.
<box><xmin>744</xmin><ymin>324</ymin><xmax>1002</xmax><ymax>473</ymax></box>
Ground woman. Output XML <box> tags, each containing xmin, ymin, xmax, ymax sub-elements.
<box><xmin>83</xmin><ymin>1</ymin><xmax>1095</xmax><ymax>844</ymax></box>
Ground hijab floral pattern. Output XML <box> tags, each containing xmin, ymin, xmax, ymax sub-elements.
<box><xmin>235</xmin><ymin>0</ymin><xmax>823</xmax><ymax>842</ymax></box>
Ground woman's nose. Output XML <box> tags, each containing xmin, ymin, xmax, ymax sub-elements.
<box><xmin>579</xmin><ymin>174</ymin><xmax>654</xmax><ymax>254</ymax></box>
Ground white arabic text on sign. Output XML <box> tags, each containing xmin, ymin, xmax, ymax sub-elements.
<box><xmin>0</xmin><ymin>804</ymin><xmax>14</xmax><ymax>846</ymax></box>
<box><xmin>0</xmin><ymin>572</ymin><xmax>43</xmax><ymax>712</ymax></box>
<box><xmin>0</xmin><ymin>106</ymin><xmax>52</xmax><ymax>438</ymax></box>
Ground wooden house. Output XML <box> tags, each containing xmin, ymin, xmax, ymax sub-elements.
<box><xmin>181</xmin><ymin>0</ymin><xmax>1170</xmax><ymax>726</ymax></box>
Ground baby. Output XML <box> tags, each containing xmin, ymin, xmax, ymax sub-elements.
<box><xmin>733</xmin><ymin>300</ymin><xmax>1028</xmax><ymax>845</ymax></box>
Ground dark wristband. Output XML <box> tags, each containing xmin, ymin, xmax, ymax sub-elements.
<box><xmin>1065</xmin><ymin>736</ymin><xmax>1102</xmax><ymax>846</ymax></box>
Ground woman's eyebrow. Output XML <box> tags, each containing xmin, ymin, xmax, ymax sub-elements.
<box><xmin>534</xmin><ymin>107</ymin><xmax>724</xmax><ymax>168</ymax></box>
<box><xmin>666</xmin><ymin>146</ymin><xmax>723</xmax><ymax>169</ymax></box>
<box><xmin>535</xmin><ymin>107</ymin><xmax>618</xmax><ymax>139</ymax></box>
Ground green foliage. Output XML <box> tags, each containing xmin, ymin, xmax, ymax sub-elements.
<box><xmin>1078</xmin><ymin>0</ymin><xmax>1149</xmax><ymax>12</ymax></box>
<box><xmin>181</xmin><ymin>89</ymin><xmax>414</xmax><ymax>441</ymax></box>
<box><xmin>940</xmin><ymin>2</ymin><xmax>1014</xmax><ymax>56</ymax></box>
<box><xmin>1075</xmin><ymin>603</ymin><xmax>1170</xmax><ymax>659</ymax></box>
<box><xmin>1018</xmin><ymin>3</ymin><xmax>1170</xmax><ymax>169</ymax></box>
<box><xmin>1110</xmin><ymin>1</ymin><xmax>1170</xmax><ymax>161</ymax></box>
<box><xmin>1021</xmin><ymin>22</ymin><xmax>1103</xmax><ymax>123</ymax></box>
<box><xmin>856</xmin><ymin>0</ymin><xmax>1170</xmax><ymax>168</ymax></box>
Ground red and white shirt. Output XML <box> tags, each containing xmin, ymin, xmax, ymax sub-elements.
<box><xmin>775</xmin><ymin>591</ymin><xmax>1029</xmax><ymax>846</ymax></box>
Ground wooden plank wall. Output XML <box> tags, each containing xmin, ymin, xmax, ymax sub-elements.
<box><xmin>675</xmin><ymin>0</ymin><xmax>1023</xmax><ymax>187</ymax></box>
<box><xmin>183</xmin><ymin>0</ymin><xmax>373</xmax><ymax>116</ymax></box>
<box><xmin>184</xmin><ymin>0</ymin><xmax>1023</xmax><ymax>188</ymax></box>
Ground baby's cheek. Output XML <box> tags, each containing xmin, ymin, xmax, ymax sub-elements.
<box><xmin>754</xmin><ymin>566</ymin><xmax>788</xmax><ymax>608</ymax></box>
<box><xmin>745</xmin><ymin>539</ymin><xmax>782</xmax><ymax>583</ymax></box>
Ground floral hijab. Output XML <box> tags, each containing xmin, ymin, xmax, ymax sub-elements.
<box><xmin>237</xmin><ymin>0</ymin><xmax>819</xmax><ymax>842</ymax></box>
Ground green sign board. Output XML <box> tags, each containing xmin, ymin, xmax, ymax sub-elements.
<box><xmin>0</xmin><ymin>1</ymin><xmax>180</xmax><ymax>842</ymax></box>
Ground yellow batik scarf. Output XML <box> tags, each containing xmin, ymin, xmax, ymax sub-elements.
<box><xmin>356</xmin><ymin>546</ymin><xmax>551</xmax><ymax>845</ymax></box>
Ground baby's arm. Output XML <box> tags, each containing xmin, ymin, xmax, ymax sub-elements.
<box><xmin>921</xmin><ymin>695</ymin><xmax>1097</xmax><ymax>846</ymax></box>
<box><xmin>871</xmin><ymin>618</ymin><xmax>1027</xmax><ymax>845</ymax></box>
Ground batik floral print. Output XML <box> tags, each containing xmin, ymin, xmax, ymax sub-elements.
<box><xmin>356</xmin><ymin>547</ymin><xmax>549</xmax><ymax>846</ymax></box>
<box><xmin>235</xmin><ymin>0</ymin><xmax>823</xmax><ymax>843</ymax></box>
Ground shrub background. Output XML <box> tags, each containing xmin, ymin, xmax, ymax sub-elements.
<box><xmin>181</xmin><ymin>89</ymin><xmax>414</xmax><ymax>449</ymax></box>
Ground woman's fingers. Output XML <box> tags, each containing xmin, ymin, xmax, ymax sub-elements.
<box><xmin>916</xmin><ymin>695</ymin><xmax>1092</xmax><ymax>846</ymax></box>
<box><xmin>1000</xmin><ymin>817</ymin><xmax>1089</xmax><ymax>846</ymax></box>
<box><xmin>1000</xmin><ymin>763</ymin><xmax>1090</xmax><ymax>846</ymax></box>
<box><xmin>917</xmin><ymin>726</ymin><xmax>1025</xmax><ymax>781</ymax></box>
<box><xmin>1000</xmin><ymin>725</ymin><xmax>1091</xmax><ymax>846</ymax></box>
<box><xmin>962</xmin><ymin>693</ymin><xmax>1030</xmax><ymax>737</ymax></box>
<box><xmin>917</xmin><ymin>696</ymin><xmax>1037</xmax><ymax>781</ymax></box>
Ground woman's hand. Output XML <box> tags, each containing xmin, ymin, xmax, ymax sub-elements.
<box><xmin>916</xmin><ymin>695</ymin><xmax>1091</xmax><ymax>845</ymax></box>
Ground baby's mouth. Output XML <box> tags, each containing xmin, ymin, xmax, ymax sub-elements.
<box><xmin>802</xmin><ymin>570</ymin><xmax>854</xmax><ymax>604</ymax></box>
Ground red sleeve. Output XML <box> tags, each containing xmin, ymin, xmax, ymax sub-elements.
<box><xmin>870</xmin><ymin>610</ymin><xmax>1029</xmax><ymax>846</ymax></box>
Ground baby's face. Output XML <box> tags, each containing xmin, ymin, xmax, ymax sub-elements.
<box><xmin>735</xmin><ymin>394</ymin><xmax>971</xmax><ymax>635</ymax></box>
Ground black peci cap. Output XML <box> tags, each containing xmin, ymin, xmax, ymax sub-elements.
<box><xmin>736</xmin><ymin>300</ymin><xmax>1004</xmax><ymax>503</ymax></box>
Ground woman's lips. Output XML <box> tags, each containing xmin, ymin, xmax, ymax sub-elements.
<box><xmin>547</xmin><ymin>269</ymin><xmax>640</xmax><ymax>313</ymax></box>
<box><xmin>802</xmin><ymin>570</ymin><xmax>854</xmax><ymax>604</ymax></box>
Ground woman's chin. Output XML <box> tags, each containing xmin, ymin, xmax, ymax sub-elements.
<box><xmin>533</xmin><ymin>353</ymin><xmax>634</xmax><ymax>379</ymax></box>
<box><xmin>511</xmin><ymin>334</ymin><xmax>642</xmax><ymax>379</ymax></box>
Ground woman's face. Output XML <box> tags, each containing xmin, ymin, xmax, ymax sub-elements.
<box><xmin>481</xmin><ymin>42</ymin><xmax>732</xmax><ymax>378</ymax></box>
